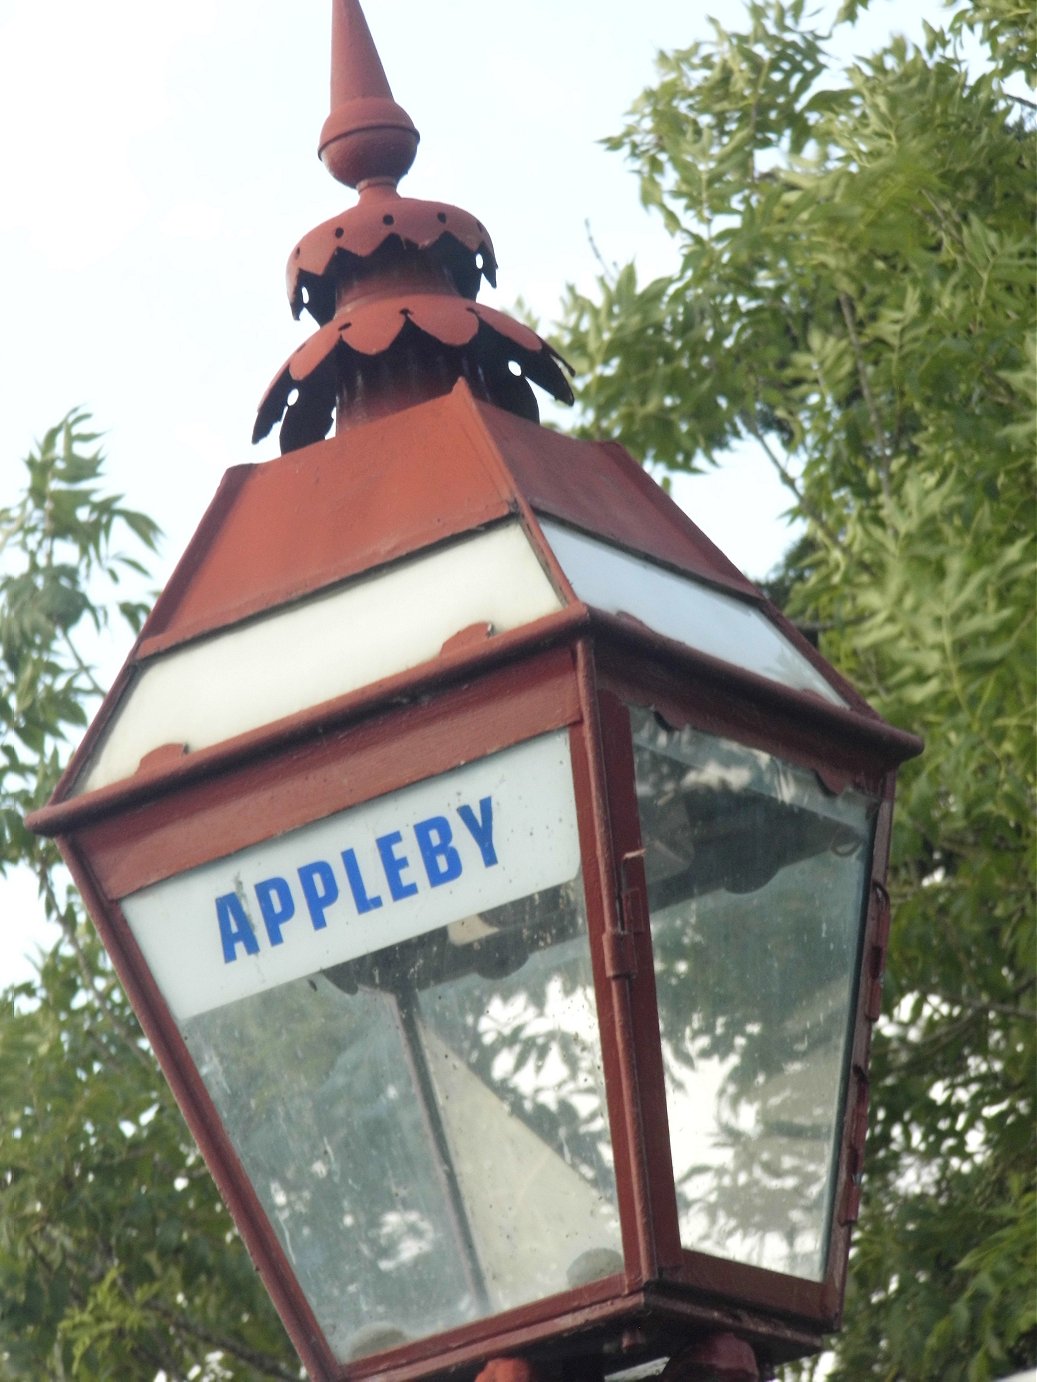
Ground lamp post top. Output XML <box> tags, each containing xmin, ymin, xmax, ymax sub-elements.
<box><xmin>254</xmin><ymin>0</ymin><xmax>573</xmax><ymax>452</ymax></box>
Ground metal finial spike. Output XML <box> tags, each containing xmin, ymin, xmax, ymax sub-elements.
<box><xmin>318</xmin><ymin>0</ymin><xmax>420</xmax><ymax>190</ymax></box>
<box><xmin>329</xmin><ymin>0</ymin><xmax>392</xmax><ymax>102</ymax></box>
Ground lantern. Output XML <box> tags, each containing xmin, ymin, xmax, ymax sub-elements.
<box><xmin>28</xmin><ymin>5</ymin><xmax>921</xmax><ymax>1379</ymax></box>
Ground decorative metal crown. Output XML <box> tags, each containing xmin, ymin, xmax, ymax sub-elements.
<box><xmin>254</xmin><ymin>0</ymin><xmax>573</xmax><ymax>453</ymax></box>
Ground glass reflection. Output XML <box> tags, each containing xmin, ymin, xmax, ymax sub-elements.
<box><xmin>181</xmin><ymin>874</ymin><xmax>621</xmax><ymax>1363</ymax></box>
<box><xmin>630</xmin><ymin>708</ymin><xmax>874</xmax><ymax>1280</ymax></box>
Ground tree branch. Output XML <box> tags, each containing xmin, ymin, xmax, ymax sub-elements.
<box><xmin>146</xmin><ymin>1300</ymin><xmax>301</xmax><ymax>1381</ymax></box>
<box><xmin>839</xmin><ymin>292</ymin><xmax>894</xmax><ymax>505</ymax></box>
<box><xmin>61</xmin><ymin>631</ymin><xmax>107</xmax><ymax>700</ymax></box>
<box><xmin>41</xmin><ymin>877</ymin><xmax>154</xmax><ymax>1072</ymax></box>
<box><xmin>885</xmin><ymin>977</ymin><xmax>1036</xmax><ymax>1072</ymax></box>
<box><xmin>739</xmin><ymin>410</ymin><xmax>847</xmax><ymax>553</ymax></box>
<box><xmin>584</xmin><ymin>218</ymin><xmax>618</xmax><ymax>285</ymax></box>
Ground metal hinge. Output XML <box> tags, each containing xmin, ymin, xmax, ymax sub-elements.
<box><xmin>604</xmin><ymin>929</ymin><xmax>637</xmax><ymax>979</ymax></box>
<box><xmin>604</xmin><ymin>852</ymin><xmax>647</xmax><ymax>979</ymax></box>
<box><xmin>865</xmin><ymin>881</ymin><xmax>892</xmax><ymax>1021</ymax></box>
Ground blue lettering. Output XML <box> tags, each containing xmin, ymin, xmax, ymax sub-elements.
<box><xmin>342</xmin><ymin>848</ymin><xmax>383</xmax><ymax>913</ymax></box>
<box><xmin>255</xmin><ymin>875</ymin><xmax>295</xmax><ymax>946</ymax></box>
<box><xmin>457</xmin><ymin>796</ymin><xmax>498</xmax><ymax>868</ymax></box>
<box><xmin>298</xmin><ymin>859</ymin><xmax>339</xmax><ymax>931</ymax></box>
<box><xmin>414</xmin><ymin>815</ymin><xmax>463</xmax><ymax>888</ymax></box>
<box><xmin>217</xmin><ymin>892</ymin><xmax>260</xmax><ymax>963</ymax></box>
<box><xmin>377</xmin><ymin>831</ymin><xmax>419</xmax><ymax>901</ymax></box>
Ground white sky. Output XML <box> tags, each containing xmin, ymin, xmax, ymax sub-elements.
<box><xmin>0</xmin><ymin>0</ymin><xmax>951</xmax><ymax>983</ymax></box>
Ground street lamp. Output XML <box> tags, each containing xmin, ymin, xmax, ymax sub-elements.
<box><xmin>28</xmin><ymin>4</ymin><xmax>921</xmax><ymax>1380</ymax></box>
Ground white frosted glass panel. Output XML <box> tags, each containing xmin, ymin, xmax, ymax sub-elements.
<box><xmin>540</xmin><ymin>521</ymin><xmax>844</xmax><ymax>706</ymax></box>
<box><xmin>123</xmin><ymin>732</ymin><xmax>579</xmax><ymax>1021</ymax></box>
<box><xmin>78</xmin><ymin>523</ymin><xmax>562</xmax><ymax>794</ymax></box>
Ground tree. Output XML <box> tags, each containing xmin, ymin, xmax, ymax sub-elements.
<box><xmin>557</xmin><ymin>1</ymin><xmax>1035</xmax><ymax>1377</ymax></box>
<box><xmin>0</xmin><ymin>413</ymin><xmax>298</xmax><ymax>1379</ymax></box>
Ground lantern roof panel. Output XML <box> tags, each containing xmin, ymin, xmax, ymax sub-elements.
<box><xmin>47</xmin><ymin>381</ymin><xmax>887</xmax><ymax>808</ymax></box>
<box><xmin>143</xmin><ymin>382</ymin><xmax>758</xmax><ymax>660</ymax></box>
<box><xmin>141</xmin><ymin>384</ymin><xmax>523</xmax><ymax>657</ymax></box>
<box><xmin>474</xmin><ymin>396</ymin><xmax>759</xmax><ymax>598</ymax></box>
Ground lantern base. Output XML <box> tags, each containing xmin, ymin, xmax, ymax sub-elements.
<box><xmin>660</xmin><ymin>1333</ymin><xmax>761</xmax><ymax>1382</ymax></box>
<box><xmin>474</xmin><ymin>1360</ymin><xmax>604</xmax><ymax>1382</ymax></box>
<box><xmin>474</xmin><ymin>1334</ymin><xmax>761</xmax><ymax>1382</ymax></box>
<box><xmin>475</xmin><ymin>1362</ymin><xmax>544</xmax><ymax>1382</ymax></box>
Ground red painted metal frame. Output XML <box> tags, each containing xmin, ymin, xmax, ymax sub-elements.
<box><xmin>589</xmin><ymin>681</ymin><xmax>683</xmax><ymax>1284</ymax></box>
<box><xmin>589</xmin><ymin>641</ymin><xmax>902</xmax><ymax>1357</ymax></box>
<box><xmin>52</xmin><ymin>647</ymin><xmax>614</xmax><ymax>1382</ymax></box>
<box><xmin>67</xmin><ymin>646</ymin><xmax>580</xmax><ymax>899</ymax></box>
<box><xmin>591</xmin><ymin>624</ymin><xmax>911</xmax><ymax>794</ymax></box>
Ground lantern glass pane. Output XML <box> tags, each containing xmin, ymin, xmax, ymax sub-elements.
<box><xmin>629</xmin><ymin>708</ymin><xmax>875</xmax><ymax>1281</ymax></box>
<box><xmin>124</xmin><ymin>733</ymin><xmax>621</xmax><ymax>1362</ymax></box>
